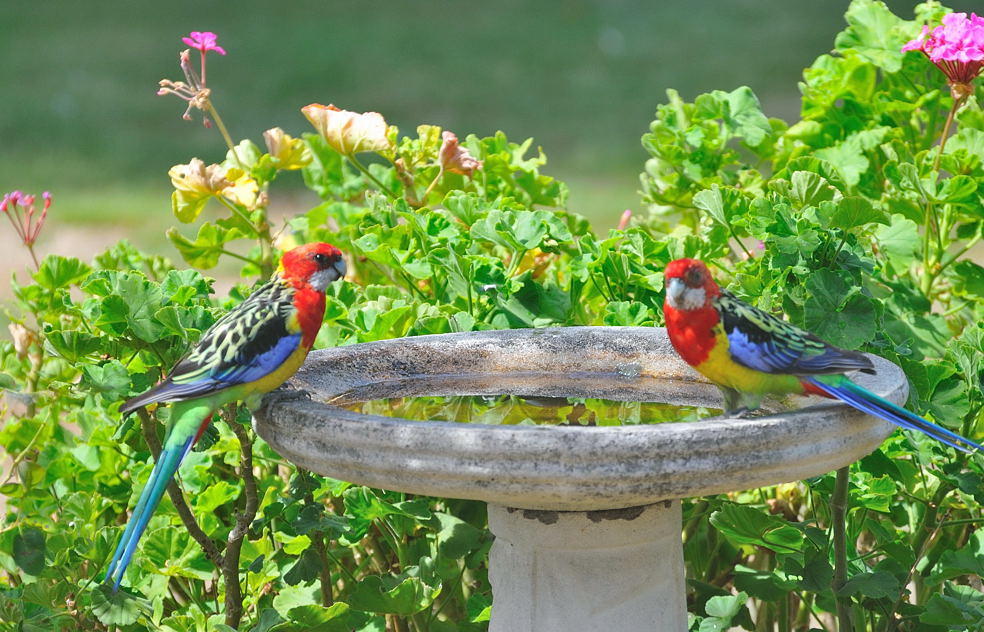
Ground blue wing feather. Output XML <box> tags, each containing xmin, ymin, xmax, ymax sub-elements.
<box><xmin>715</xmin><ymin>291</ymin><xmax>875</xmax><ymax>376</ymax></box>
<box><xmin>211</xmin><ymin>333</ymin><xmax>302</xmax><ymax>384</ymax></box>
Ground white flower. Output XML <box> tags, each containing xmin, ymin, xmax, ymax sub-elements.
<box><xmin>301</xmin><ymin>103</ymin><xmax>392</xmax><ymax>155</ymax></box>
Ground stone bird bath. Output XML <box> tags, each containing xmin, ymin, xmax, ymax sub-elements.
<box><xmin>253</xmin><ymin>326</ymin><xmax>903</xmax><ymax>631</ymax></box>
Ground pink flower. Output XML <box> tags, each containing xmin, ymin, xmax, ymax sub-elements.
<box><xmin>2</xmin><ymin>190</ymin><xmax>51</xmax><ymax>267</ymax></box>
<box><xmin>902</xmin><ymin>12</ymin><xmax>984</xmax><ymax>97</ymax></box>
<box><xmin>182</xmin><ymin>31</ymin><xmax>226</xmax><ymax>56</ymax></box>
<box><xmin>159</xmin><ymin>31</ymin><xmax>225</xmax><ymax>127</ymax></box>
<box><xmin>439</xmin><ymin>131</ymin><xmax>482</xmax><ymax>177</ymax></box>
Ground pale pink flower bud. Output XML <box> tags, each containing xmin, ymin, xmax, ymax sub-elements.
<box><xmin>617</xmin><ymin>209</ymin><xmax>632</xmax><ymax>230</ymax></box>
<box><xmin>439</xmin><ymin>131</ymin><xmax>482</xmax><ymax>177</ymax></box>
<box><xmin>301</xmin><ymin>103</ymin><xmax>392</xmax><ymax>155</ymax></box>
<box><xmin>8</xmin><ymin>323</ymin><xmax>34</xmax><ymax>360</ymax></box>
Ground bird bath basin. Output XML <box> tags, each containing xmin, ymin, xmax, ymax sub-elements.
<box><xmin>253</xmin><ymin>326</ymin><xmax>904</xmax><ymax>631</ymax></box>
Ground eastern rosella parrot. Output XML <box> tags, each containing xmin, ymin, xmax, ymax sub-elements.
<box><xmin>105</xmin><ymin>242</ymin><xmax>346</xmax><ymax>589</ymax></box>
<box><xmin>662</xmin><ymin>258</ymin><xmax>982</xmax><ymax>454</ymax></box>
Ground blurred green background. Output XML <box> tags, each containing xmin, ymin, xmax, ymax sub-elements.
<box><xmin>1</xmin><ymin>0</ymin><xmax>976</xmax><ymax>260</ymax></box>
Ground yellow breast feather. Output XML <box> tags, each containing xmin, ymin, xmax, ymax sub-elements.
<box><xmin>695</xmin><ymin>326</ymin><xmax>800</xmax><ymax>395</ymax></box>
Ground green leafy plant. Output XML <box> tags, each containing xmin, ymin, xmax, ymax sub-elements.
<box><xmin>0</xmin><ymin>2</ymin><xmax>981</xmax><ymax>630</ymax></box>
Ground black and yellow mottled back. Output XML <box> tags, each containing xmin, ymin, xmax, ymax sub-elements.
<box><xmin>713</xmin><ymin>290</ymin><xmax>875</xmax><ymax>376</ymax></box>
<box><xmin>119</xmin><ymin>280</ymin><xmax>300</xmax><ymax>413</ymax></box>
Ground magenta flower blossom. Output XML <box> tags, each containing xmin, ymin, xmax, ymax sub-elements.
<box><xmin>902</xmin><ymin>12</ymin><xmax>984</xmax><ymax>98</ymax></box>
<box><xmin>181</xmin><ymin>31</ymin><xmax>226</xmax><ymax>56</ymax></box>
<box><xmin>159</xmin><ymin>31</ymin><xmax>228</xmax><ymax>127</ymax></box>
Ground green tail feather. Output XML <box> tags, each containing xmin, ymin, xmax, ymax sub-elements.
<box><xmin>105</xmin><ymin>400</ymin><xmax>213</xmax><ymax>589</ymax></box>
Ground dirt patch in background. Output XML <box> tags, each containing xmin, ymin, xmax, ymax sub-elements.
<box><xmin>0</xmin><ymin>225</ymin><xmax>131</xmax><ymax>299</ymax></box>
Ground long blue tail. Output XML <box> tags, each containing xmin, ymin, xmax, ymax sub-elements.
<box><xmin>104</xmin><ymin>433</ymin><xmax>197</xmax><ymax>590</ymax></box>
<box><xmin>805</xmin><ymin>376</ymin><xmax>982</xmax><ymax>455</ymax></box>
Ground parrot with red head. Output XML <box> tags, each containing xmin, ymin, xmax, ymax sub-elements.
<box><xmin>662</xmin><ymin>258</ymin><xmax>981</xmax><ymax>454</ymax></box>
<box><xmin>105</xmin><ymin>242</ymin><xmax>346</xmax><ymax>589</ymax></box>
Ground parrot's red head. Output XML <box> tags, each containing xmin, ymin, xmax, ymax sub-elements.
<box><xmin>279</xmin><ymin>242</ymin><xmax>346</xmax><ymax>291</ymax></box>
<box><xmin>664</xmin><ymin>258</ymin><xmax>720</xmax><ymax>311</ymax></box>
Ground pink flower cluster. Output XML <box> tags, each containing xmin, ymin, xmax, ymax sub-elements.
<box><xmin>1</xmin><ymin>190</ymin><xmax>51</xmax><ymax>249</ymax></box>
<box><xmin>902</xmin><ymin>12</ymin><xmax>984</xmax><ymax>94</ymax></box>
<box><xmin>158</xmin><ymin>31</ymin><xmax>227</xmax><ymax>126</ymax></box>
<box><xmin>182</xmin><ymin>31</ymin><xmax>226</xmax><ymax>56</ymax></box>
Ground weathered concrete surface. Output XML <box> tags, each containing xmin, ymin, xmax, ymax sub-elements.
<box><xmin>487</xmin><ymin>501</ymin><xmax>686</xmax><ymax>632</ymax></box>
<box><xmin>253</xmin><ymin>327</ymin><xmax>902</xmax><ymax>511</ymax></box>
<box><xmin>254</xmin><ymin>326</ymin><xmax>907</xmax><ymax>632</ymax></box>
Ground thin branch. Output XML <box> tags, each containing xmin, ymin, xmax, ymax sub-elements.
<box><xmin>886</xmin><ymin>483</ymin><xmax>954</xmax><ymax>632</ymax></box>
<box><xmin>138</xmin><ymin>409</ymin><xmax>223</xmax><ymax>567</ymax></box>
<box><xmin>298</xmin><ymin>466</ymin><xmax>335</xmax><ymax>608</ymax></box>
<box><xmin>831</xmin><ymin>466</ymin><xmax>852</xmax><ymax>632</ymax></box>
<box><xmin>223</xmin><ymin>412</ymin><xmax>260</xmax><ymax>629</ymax></box>
<box><xmin>345</xmin><ymin>155</ymin><xmax>398</xmax><ymax>198</ymax></box>
<box><xmin>206</xmin><ymin>101</ymin><xmax>243</xmax><ymax>169</ymax></box>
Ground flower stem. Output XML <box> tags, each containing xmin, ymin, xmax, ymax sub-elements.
<box><xmin>831</xmin><ymin>466</ymin><xmax>852</xmax><ymax>632</ymax></box>
<box><xmin>931</xmin><ymin>95</ymin><xmax>963</xmax><ymax>174</ymax></box>
<box><xmin>25</xmin><ymin>246</ymin><xmax>40</xmax><ymax>271</ymax></box>
<box><xmin>346</xmin><ymin>155</ymin><xmax>398</xmax><ymax>198</ymax></box>
<box><xmin>215</xmin><ymin>197</ymin><xmax>275</xmax><ymax>276</ymax></box>
<box><xmin>920</xmin><ymin>95</ymin><xmax>965</xmax><ymax>297</ymax></box>
<box><xmin>206</xmin><ymin>101</ymin><xmax>244</xmax><ymax>169</ymax></box>
<box><xmin>421</xmin><ymin>167</ymin><xmax>444</xmax><ymax>202</ymax></box>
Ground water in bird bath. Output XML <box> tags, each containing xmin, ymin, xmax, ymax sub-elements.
<box><xmin>326</xmin><ymin>371</ymin><xmax>723</xmax><ymax>426</ymax></box>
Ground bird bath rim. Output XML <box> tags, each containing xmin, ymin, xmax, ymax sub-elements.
<box><xmin>252</xmin><ymin>326</ymin><xmax>902</xmax><ymax>511</ymax></box>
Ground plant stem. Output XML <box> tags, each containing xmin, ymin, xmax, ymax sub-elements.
<box><xmin>421</xmin><ymin>167</ymin><xmax>444</xmax><ymax>202</ymax></box>
<box><xmin>920</xmin><ymin>95</ymin><xmax>965</xmax><ymax>297</ymax></box>
<box><xmin>831</xmin><ymin>466</ymin><xmax>852</xmax><ymax>632</ymax></box>
<box><xmin>730</xmin><ymin>227</ymin><xmax>753</xmax><ymax>259</ymax></box>
<box><xmin>932</xmin><ymin>231</ymin><xmax>982</xmax><ymax>281</ymax></box>
<box><xmin>299</xmin><ymin>467</ymin><xmax>335</xmax><ymax>608</ymax></box>
<box><xmin>206</xmin><ymin>101</ymin><xmax>243</xmax><ymax>169</ymax></box>
<box><xmin>25</xmin><ymin>246</ymin><xmax>40</xmax><ymax>271</ymax></box>
<box><xmin>311</xmin><ymin>531</ymin><xmax>334</xmax><ymax>607</ymax></box>
<box><xmin>224</xmin><ymin>415</ymin><xmax>260</xmax><ymax>629</ymax></box>
<box><xmin>215</xmin><ymin>197</ymin><xmax>275</xmax><ymax>277</ymax></box>
<box><xmin>885</xmin><ymin>483</ymin><xmax>953</xmax><ymax>632</ymax></box>
<box><xmin>346</xmin><ymin>155</ymin><xmax>398</xmax><ymax>198</ymax></box>
<box><xmin>0</xmin><ymin>420</ymin><xmax>46</xmax><ymax>487</ymax></box>
<box><xmin>931</xmin><ymin>97</ymin><xmax>962</xmax><ymax>175</ymax></box>
<box><xmin>218</xmin><ymin>248</ymin><xmax>264</xmax><ymax>268</ymax></box>
<box><xmin>215</xmin><ymin>195</ymin><xmax>263</xmax><ymax>234</ymax></box>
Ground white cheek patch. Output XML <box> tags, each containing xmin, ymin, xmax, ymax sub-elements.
<box><xmin>682</xmin><ymin>287</ymin><xmax>706</xmax><ymax>310</ymax></box>
<box><xmin>668</xmin><ymin>287</ymin><xmax>706</xmax><ymax>311</ymax></box>
<box><xmin>308</xmin><ymin>269</ymin><xmax>337</xmax><ymax>292</ymax></box>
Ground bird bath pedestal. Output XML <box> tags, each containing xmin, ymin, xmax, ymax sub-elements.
<box><xmin>253</xmin><ymin>327</ymin><xmax>904</xmax><ymax>632</ymax></box>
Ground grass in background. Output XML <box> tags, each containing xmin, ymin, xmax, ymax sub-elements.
<box><xmin>2</xmin><ymin>0</ymin><xmax>978</xmax><ymax>250</ymax></box>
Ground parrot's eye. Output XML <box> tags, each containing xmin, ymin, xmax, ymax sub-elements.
<box><xmin>684</xmin><ymin>266</ymin><xmax>704</xmax><ymax>287</ymax></box>
<box><xmin>313</xmin><ymin>252</ymin><xmax>332</xmax><ymax>267</ymax></box>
